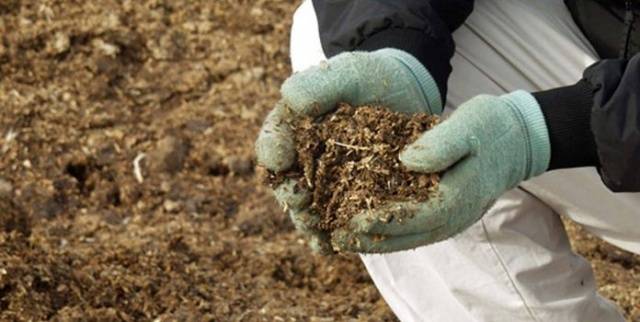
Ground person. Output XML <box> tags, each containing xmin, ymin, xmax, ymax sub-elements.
<box><xmin>255</xmin><ymin>0</ymin><xmax>640</xmax><ymax>321</ymax></box>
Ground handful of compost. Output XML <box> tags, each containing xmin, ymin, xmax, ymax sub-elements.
<box><xmin>264</xmin><ymin>103</ymin><xmax>442</xmax><ymax>253</ymax></box>
<box><xmin>255</xmin><ymin>48</ymin><xmax>450</xmax><ymax>254</ymax></box>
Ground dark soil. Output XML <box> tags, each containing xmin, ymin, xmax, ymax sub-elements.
<box><xmin>282</xmin><ymin>104</ymin><xmax>439</xmax><ymax>232</ymax></box>
<box><xmin>0</xmin><ymin>1</ymin><xmax>394</xmax><ymax>321</ymax></box>
<box><xmin>0</xmin><ymin>1</ymin><xmax>638</xmax><ymax>321</ymax></box>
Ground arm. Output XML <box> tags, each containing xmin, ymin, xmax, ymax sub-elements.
<box><xmin>312</xmin><ymin>0</ymin><xmax>475</xmax><ymax>99</ymax></box>
<box><xmin>533</xmin><ymin>53</ymin><xmax>640</xmax><ymax>191</ymax></box>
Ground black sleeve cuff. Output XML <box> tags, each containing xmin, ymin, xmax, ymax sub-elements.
<box><xmin>354</xmin><ymin>28</ymin><xmax>454</xmax><ymax>100</ymax></box>
<box><xmin>532</xmin><ymin>80</ymin><xmax>600</xmax><ymax>170</ymax></box>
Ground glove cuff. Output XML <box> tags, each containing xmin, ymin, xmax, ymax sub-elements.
<box><xmin>374</xmin><ymin>48</ymin><xmax>443</xmax><ymax>115</ymax></box>
<box><xmin>502</xmin><ymin>91</ymin><xmax>551</xmax><ymax>179</ymax></box>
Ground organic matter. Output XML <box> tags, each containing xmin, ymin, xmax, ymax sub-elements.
<box><xmin>273</xmin><ymin>104</ymin><xmax>440</xmax><ymax>232</ymax></box>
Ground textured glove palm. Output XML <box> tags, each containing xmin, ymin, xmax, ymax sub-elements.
<box><xmin>332</xmin><ymin>91</ymin><xmax>551</xmax><ymax>253</ymax></box>
<box><xmin>255</xmin><ymin>49</ymin><xmax>442</xmax><ymax>253</ymax></box>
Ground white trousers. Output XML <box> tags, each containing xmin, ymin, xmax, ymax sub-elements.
<box><xmin>290</xmin><ymin>1</ymin><xmax>640</xmax><ymax>321</ymax></box>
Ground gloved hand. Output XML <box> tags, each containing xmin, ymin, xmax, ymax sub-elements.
<box><xmin>256</xmin><ymin>48</ymin><xmax>442</xmax><ymax>253</ymax></box>
<box><xmin>332</xmin><ymin>91</ymin><xmax>551</xmax><ymax>253</ymax></box>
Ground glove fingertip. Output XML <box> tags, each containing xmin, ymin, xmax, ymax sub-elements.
<box><xmin>347</xmin><ymin>212</ymin><xmax>376</xmax><ymax>233</ymax></box>
<box><xmin>309</xmin><ymin>234</ymin><xmax>334</xmax><ymax>255</ymax></box>
<box><xmin>281</xmin><ymin>69</ymin><xmax>339</xmax><ymax>117</ymax></box>
<box><xmin>255</xmin><ymin>125</ymin><xmax>297</xmax><ymax>172</ymax></box>
<box><xmin>330</xmin><ymin>229</ymin><xmax>353</xmax><ymax>252</ymax></box>
<box><xmin>274</xmin><ymin>180</ymin><xmax>311</xmax><ymax>211</ymax></box>
<box><xmin>400</xmin><ymin>135</ymin><xmax>470</xmax><ymax>173</ymax></box>
<box><xmin>399</xmin><ymin>146</ymin><xmax>446</xmax><ymax>173</ymax></box>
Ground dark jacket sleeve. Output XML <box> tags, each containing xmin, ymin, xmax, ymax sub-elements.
<box><xmin>533</xmin><ymin>53</ymin><xmax>640</xmax><ymax>192</ymax></box>
<box><xmin>311</xmin><ymin>0</ymin><xmax>475</xmax><ymax>100</ymax></box>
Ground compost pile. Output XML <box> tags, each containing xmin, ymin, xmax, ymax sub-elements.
<box><xmin>0</xmin><ymin>0</ymin><xmax>638</xmax><ymax>321</ymax></box>
<box><xmin>0</xmin><ymin>1</ymin><xmax>396</xmax><ymax>320</ymax></box>
<box><xmin>277</xmin><ymin>104</ymin><xmax>440</xmax><ymax>232</ymax></box>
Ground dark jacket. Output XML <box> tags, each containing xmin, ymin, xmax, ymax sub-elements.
<box><xmin>311</xmin><ymin>0</ymin><xmax>640</xmax><ymax>192</ymax></box>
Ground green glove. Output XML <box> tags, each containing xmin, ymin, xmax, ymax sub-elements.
<box><xmin>332</xmin><ymin>91</ymin><xmax>551</xmax><ymax>253</ymax></box>
<box><xmin>255</xmin><ymin>49</ymin><xmax>442</xmax><ymax>253</ymax></box>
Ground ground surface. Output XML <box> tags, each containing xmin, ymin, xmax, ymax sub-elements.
<box><xmin>0</xmin><ymin>1</ymin><xmax>637</xmax><ymax>321</ymax></box>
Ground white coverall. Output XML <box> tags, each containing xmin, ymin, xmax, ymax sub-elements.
<box><xmin>289</xmin><ymin>0</ymin><xmax>640</xmax><ymax>321</ymax></box>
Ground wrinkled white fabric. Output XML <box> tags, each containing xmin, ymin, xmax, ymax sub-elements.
<box><xmin>289</xmin><ymin>0</ymin><xmax>639</xmax><ymax>321</ymax></box>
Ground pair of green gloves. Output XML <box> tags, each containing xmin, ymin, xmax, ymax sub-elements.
<box><xmin>256</xmin><ymin>49</ymin><xmax>551</xmax><ymax>254</ymax></box>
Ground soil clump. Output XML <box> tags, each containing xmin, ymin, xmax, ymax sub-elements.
<box><xmin>276</xmin><ymin>104</ymin><xmax>440</xmax><ymax>232</ymax></box>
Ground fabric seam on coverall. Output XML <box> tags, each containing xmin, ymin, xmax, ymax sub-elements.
<box><xmin>481</xmin><ymin>215</ymin><xmax>541</xmax><ymax>322</ymax></box>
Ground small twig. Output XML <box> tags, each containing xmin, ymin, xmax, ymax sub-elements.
<box><xmin>328</xmin><ymin>139</ymin><xmax>371</xmax><ymax>151</ymax></box>
<box><xmin>2</xmin><ymin>128</ymin><xmax>18</xmax><ymax>154</ymax></box>
<box><xmin>305</xmin><ymin>173</ymin><xmax>313</xmax><ymax>190</ymax></box>
<box><xmin>133</xmin><ymin>153</ymin><xmax>147</xmax><ymax>183</ymax></box>
<box><xmin>365</xmin><ymin>197</ymin><xmax>373</xmax><ymax>217</ymax></box>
